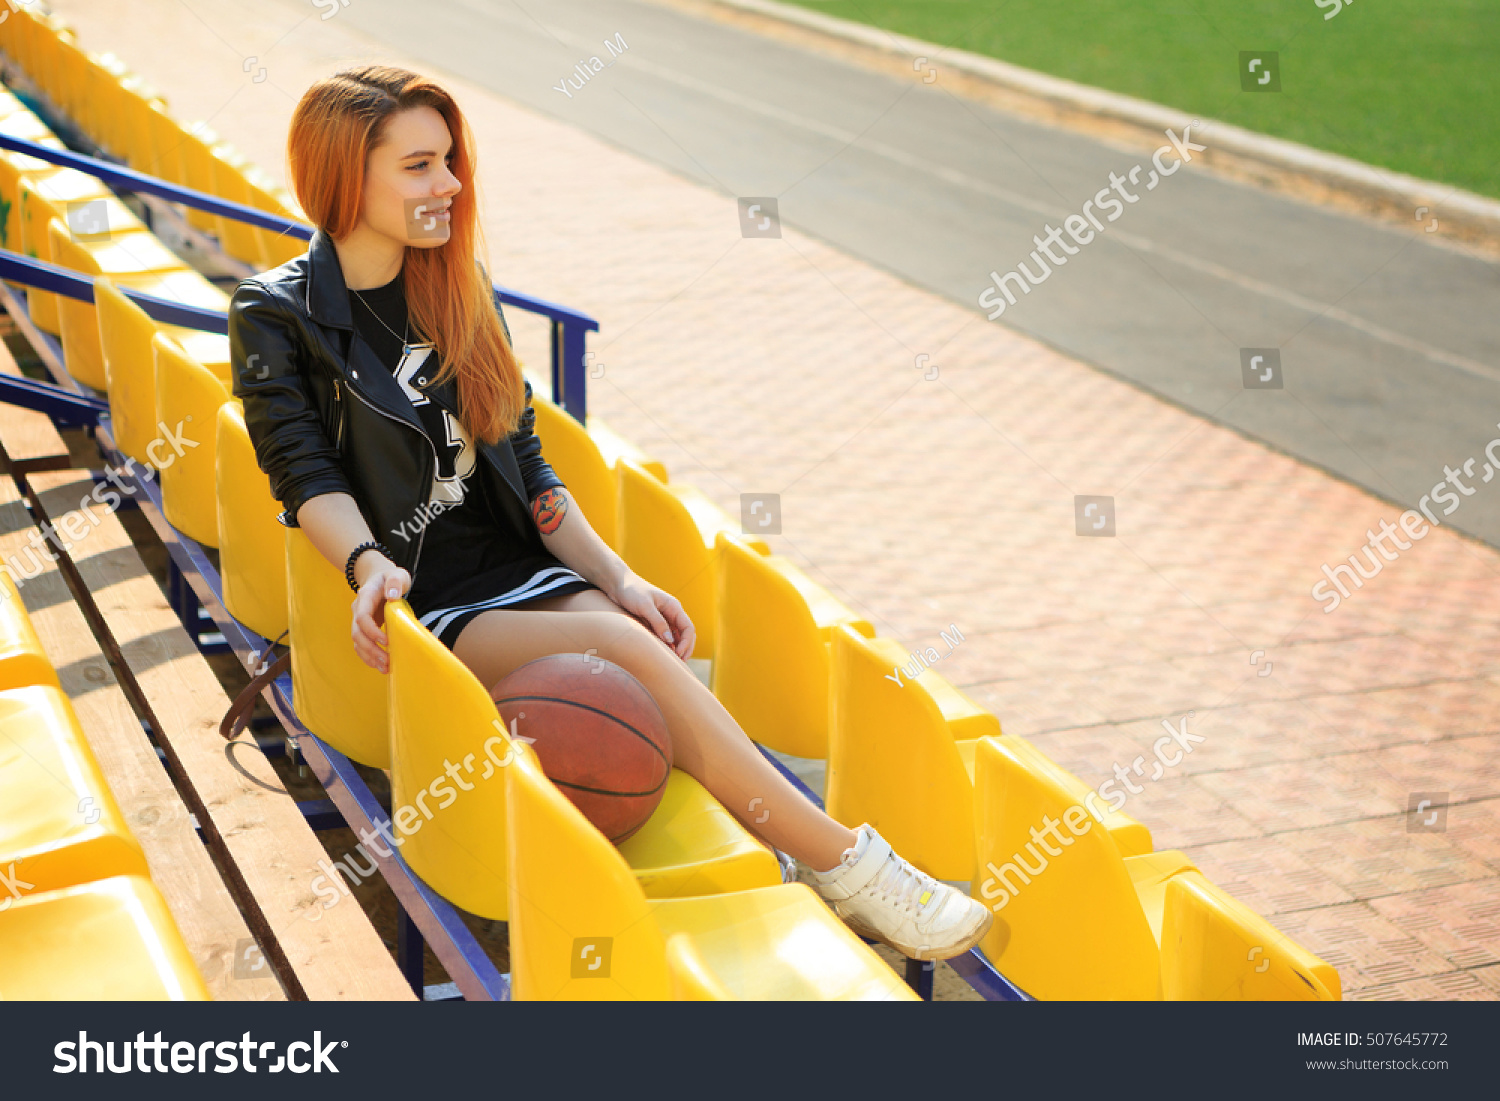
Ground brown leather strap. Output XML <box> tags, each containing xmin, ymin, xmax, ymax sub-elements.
<box><xmin>220</xmin><ymin>651</ymin><xmax>292</xmax><ymax>742</ymax></box>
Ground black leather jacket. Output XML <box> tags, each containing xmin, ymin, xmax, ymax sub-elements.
<box><xmin>227</xmin><ymin>226</ymin><xmax>565</xmax><ymax>579</ymax></box>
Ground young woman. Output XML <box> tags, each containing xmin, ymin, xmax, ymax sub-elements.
<box><xmin>229</xmin><ymin>64</ymin><xmax>990</xmax><ymax>964</ymax></box>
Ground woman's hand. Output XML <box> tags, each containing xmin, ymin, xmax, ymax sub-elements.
<box><xmin>611</xmin><ymin>571</ymin><xmax>695</xmax><ymax>661</ymax></box>
<box><xmin>351</xmin><ymin>554</ymin><xmax>412</xmax><ymax>673</ymax></box>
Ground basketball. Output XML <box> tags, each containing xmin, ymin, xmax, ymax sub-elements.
<box><xmin>490</xmin><ymin>653</ymin><xmax>673</xmax><ymax>843</ymax></box>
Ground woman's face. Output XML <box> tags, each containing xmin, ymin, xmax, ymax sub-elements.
<box><xmin>361</xmin><ymin>105</ymin><xmax>462</xmax><ymax>250</ymax></box>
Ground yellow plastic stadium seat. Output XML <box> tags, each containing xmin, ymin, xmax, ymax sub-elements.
<box><xmin>384</xmin><ymin>600</ymin><xmax>779</xmax><ymax>920</ymax></box>
<box><xmin>86</xmin><ymin>53</ymin><xmax>137</xmax><ymax>158</ymax></box>
<box><xmin>140</xmin><ymin>99</ymin><xmax>188</xmax><ymax>187</ymax></box>
<box><xmin>971</xmin><ymin>735</ymin><xmax>1196</xmax><ymax>1000</ymax></box>
<box><xmin>19</xmin><ymin>171</ymin><xmax>114</xmax><ymax>336</ymax></box>
<box><xmin>31</xmin><ymin>15</ymin><xmax>76</xmax><ymax>103</ymax></box>
<box><xmin>246</xmin><ymin>177</ymin><xmax>309</xmax><ymax>269</ymax></box>
<box><xmin>528</xmin><ymin>389</ymin><xmax>620</xmax><ymax>549</ymax></box>
<box><xmin>0</xmin><ymin>684</ymin><xmax>149</xmax><ymax>897</ymax></box>
<box><xmin>49</xmin><ymin>34</ymin><xmax>89</xmax><ymax>123</ymax></box>
<box><xmin>615</xmin><ymin>459</ymin><xmax>718</xmax><ymax>660</ymax></box>
<box><xmin>96</xmin><ymin>277</ymin><xmax>233</xmax><ymax>462</ymax></box>
<box><xmin>0</xmin><ymin>104</ymin><xmax>57</xmax><ymax>148</ymax></box>
<box><xmin>285</xmin><ymin>526</ymin><xmax>390</xmax><ymax>768</ymax></box>
<box><xmin>0</xmin><ymin>572</ymin><xmax>60</xmax><ymax>691</ymax></box>
<box><xmin>995</xmin><ymin>733</ymin><xmax>1153</xmax><ymax>858</ymax></box>
<box><xmin>216</xmin><ymin>403</ymin><xmax>289</xmax><ymax>641</ymax></box>
<box><xmin>0</xmin><ymin>149</ymin><xmax>66</xmax><ymax>253</ymax></box>
<box><xmin>854</xmin><ymin>633</ymin><xmax>998</xmax><ymax>740</ymax></box>
<box><xmin>588</xmin><ymin>415</ymin><xmax>666</xmax><ymax>481</ymax></box>
<box><xmin>1160</xmin><ymin>871</ymin><xmax>1340</xmax><ymax>1000</ymax></box>
<box><xmin>825</xmin><ymin>624</ymin><xmax>989</xmax><ymax>880</ymax></box>
<box><xmin>153</xmin><ymin>332</ymin><xmax>231</xmax><ymax>547</ymax></box>
<box><xmin>115</xmin><ymin>77</ymin><xmax>168</xmax><ymax>175</ymax></box>
<box><xmin>210</xmin><ymin>148</ymin><xmax>275</xmax><ymax>270</ymax></box>
<box><xmin>97</xmin><ymin>276</ymin><xmax>164</xmax><ymax>464</ymax></box>
<box><xmin>505</xmin><ymin>738</ymin><xmax>918</xmax><ymax>1001</ymax></box>
<box><xmin>176</xmin><ymin>121</ymin><xmax>227</xmax><ymax>235</ymax></box>
<box><xmin>0</xmin><ymin>876</ymin><xmax>209</xmax><ymax>1000</ymax></box>
<box><xmin>49</xmin><ymin>219</ymin><xmax>184</xmax><ymax>390</ymax></box>
<box><xmin>665</xmin><ymin>933</ymin><xmax>739</xmax><ymax>1000</ymax></box>
<box><xmin>710</xmin><ymin>532</ymin><xmax>874</xmax><ymax>759</ymax></box>
<box><xmin>51</xmin><ymin>226</ymin><xmax>228</xmax><ymax>391</ymax></box>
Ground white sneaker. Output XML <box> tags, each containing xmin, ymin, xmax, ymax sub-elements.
<box><xmin>804</xmin><ymin>825</ymin><xmax>992</xmax><ymax>961</ymax></box>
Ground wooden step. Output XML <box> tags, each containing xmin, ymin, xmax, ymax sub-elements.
<box><xmin>0</xmin><ymin>474</ymin><xmax>281</xmax><ymax>999</ymax></box>
<box><xmin>24</xmin><ymin>469</ymin><xmax>414</xmax><ymax>1001</ymax></box>
<box><xmin>0</xmin><ymin>325</ymin><xmax>70</xmax><ymax>471</ymax></box>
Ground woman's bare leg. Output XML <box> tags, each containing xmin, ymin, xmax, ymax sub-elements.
<box><xmin>449</xmin><ymin>588</ymin><xmax>855</xmax><ymax>870</ymax></box>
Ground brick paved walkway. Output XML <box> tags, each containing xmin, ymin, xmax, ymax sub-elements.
<box><xmin>47</xmin><ymin>0</ymin><xmax>1500</xmax><ymax>1000</ymax></box>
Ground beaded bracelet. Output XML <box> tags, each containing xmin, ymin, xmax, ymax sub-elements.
<box><xmin>345</xmin><ymin>540</ymin><xmax>392</xmax><ymax>592</ymax></box>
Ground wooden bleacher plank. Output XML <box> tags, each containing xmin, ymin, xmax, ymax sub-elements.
<box><xmin>24</xmin><ymin>470</ymin><xmax>415</xmax><ymax>1001</ymax></box>
<box><xmin>0</xmin><ymin>476</ymin><xmax>281</xmax><ymax>1000</ymax></box>
<box><xmin>0</xmin><ymin>323</ymin><xmax>70</xmax><ymax>470</ymax></box>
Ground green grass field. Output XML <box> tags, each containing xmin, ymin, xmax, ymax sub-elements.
<box><xmin>780</xmin><ymin>0</ymin><xmax>1500</xmax><ymax>199</ymax></box>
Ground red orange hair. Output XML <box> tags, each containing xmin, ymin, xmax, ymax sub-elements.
<box><xmin>286</xmin><ymin>64</ymin><xmax>523</xmax><ymax>442</ymax></box>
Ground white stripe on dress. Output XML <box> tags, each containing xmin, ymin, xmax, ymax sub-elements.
<box><xmin>419</xmin><ymin>565</ymin><xmax>589</xmax><ymax>640</ymax></box>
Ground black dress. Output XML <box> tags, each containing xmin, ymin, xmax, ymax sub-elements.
<box><xmin>348</xmin><ymin>274</ymin><xmax>597</xmax><ymax>650</ymax></box>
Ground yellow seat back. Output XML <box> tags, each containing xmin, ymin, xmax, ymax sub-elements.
<box><xmin>616</xmin><ymin>458</ymin><xmax>716</xmax><ymax>660</ymax></box>
<box><xmin>51</xmin><ymin>217</ymin><xmax>140</xmax><ymax>389</ymax></box>
<box><xmin>0</xmin><ymin>876</ymin><xmax>209</xmax><ymax>1000</ymax></box>
<box><xmin>710</xmin><ymin>532</ymin><xmax>832</xmax><ymax>758</ymax></box>
<box><xmin>0</xmin><ymin>151</ymin><xmax>63</xmax><ymax>253</ymax></box>
<box><xmin>1161</xmin><ymin>871</ymin><xmax>1340</xmax><ymax>1000</ymax></box>
<box><xmin>0</xmin><ymin>684</ymin><xmax>149</xmax><ymax>897</ymax></box>
<box><xmin>972</xmin><ymin>735</ymin><xmax>1161</xmax><ymax>999</ymax></box>
<box><xmin>153</xmin><ymin>332</ymin><xmax>229</xmax><ymax>547</ymax></box>
<box><xmin>116</xmin><ymin>78</ymin><xmax>166</xmax><ymax>175</ymax></box>
<box><xmin>506</xmin><ymin>741</ymin><xmax>669</xmax><ymax>1000</ymax></box>
<box><xmin>0</xmin><ymin>572</ymin><xmax>60</xmax><ymax>691</ymax></box>
<box><xmin>285</xmin><ymin>526</ymin><xmax>390</xmax><ymax>767</ymax></box>
<box><xmin>95</xmin><ymin>276</ymin><xmax>162</xmax><ymax>464</ymax></box>
<box><xmin>665</xmin><ymin>933</ymin><xmax>738</xmax><ymax>1000</ymax></box>
<box><xmin>176</xmin><ymin>120</ymin><xmax>224</xmax><ymax>234</ymax></box>
<box><xmin>21</xmin><ymin>178</ymin><xmax>107</xmax><ymax>336</ymax></box>
<box><xmin>528</xmin><ymin>392</ymin><xmax>617</xmax><ymax>549</ymax></box>
<box><xmin>51</xmin><ymin>34</ymin><xmax>91</xmax><ymax>127</ymax></box>
<box><xmin>215</xmin><ymin>402</ymin><xmax>289</xmax><ymax>641</ymax></box>
<box><xmin>387</xmin><ymin>599</ymin><xmax>512</xmax><ymax>918</ymax></box>
<box><xmin>826</xmin><ymin>623</ymin><xmax>975</xmax><ymax>880</ymax></box>
<box><xmin>210</xmin><ymin>149</ymin><xmax>269</xmax><ymax>269</ymax></box>
<box><xmin>1001</xmin><ymin>734</ymin><xmax>1154</xmax><ymax>858</ymax></box>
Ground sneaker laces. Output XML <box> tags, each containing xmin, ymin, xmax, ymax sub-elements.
<box><xmin>863</xmin><ymin>851</ymin><xmax>941</xmax><ymax>918</ymax></box>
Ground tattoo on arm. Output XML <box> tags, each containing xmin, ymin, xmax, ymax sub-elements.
<box><xmin>531</xmin><ymin>488</ymin><xmax>568</xmax><ymax>535</ymax></box>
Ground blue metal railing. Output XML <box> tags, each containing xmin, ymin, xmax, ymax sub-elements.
<box><xmin>0</xmin><ymin>130</ymin><xmax>600</xmax><ymax>421</ymax></box>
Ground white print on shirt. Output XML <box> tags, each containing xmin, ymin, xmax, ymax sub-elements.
<box><xmin>393</xmin><ymin>343</ymin><xmax>476</xmax><ymax>506</ymax></box>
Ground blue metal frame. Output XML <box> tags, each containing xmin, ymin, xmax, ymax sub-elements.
<box><xmin>0</xmin><ymin>128</ymin><xmax>600</xmax><ymax>421</ymax></box>
<box><xmin>0</xmin><ymin>250</ymin><xmax>228</xmax><ymax>332</ymax></box>
<box><xmin>0</xmin><ymin>369</ymin><xmax>106</xmax><ymax>426</ymax></box>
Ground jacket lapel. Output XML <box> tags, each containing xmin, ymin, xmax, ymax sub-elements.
<box><xmin>305</xmin><ymin>227</ymin><xmax>530</xmax><ymax>508</ymax></box>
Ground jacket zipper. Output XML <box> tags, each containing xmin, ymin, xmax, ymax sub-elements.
<box><xmin>332</xmin><ymin>377</ymin><xmax>346</xmax><ymax>450</ymax></box>
<box><xmin>341</xmin><ymin>375</ymin><xmax>437</xmax><ymax>578</ymax></box>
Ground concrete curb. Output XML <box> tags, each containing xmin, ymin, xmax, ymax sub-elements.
<box><xmin>704</xmin><ymin>0</ymin><xmax>1500</xmax><ymax>243</ymax></box>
